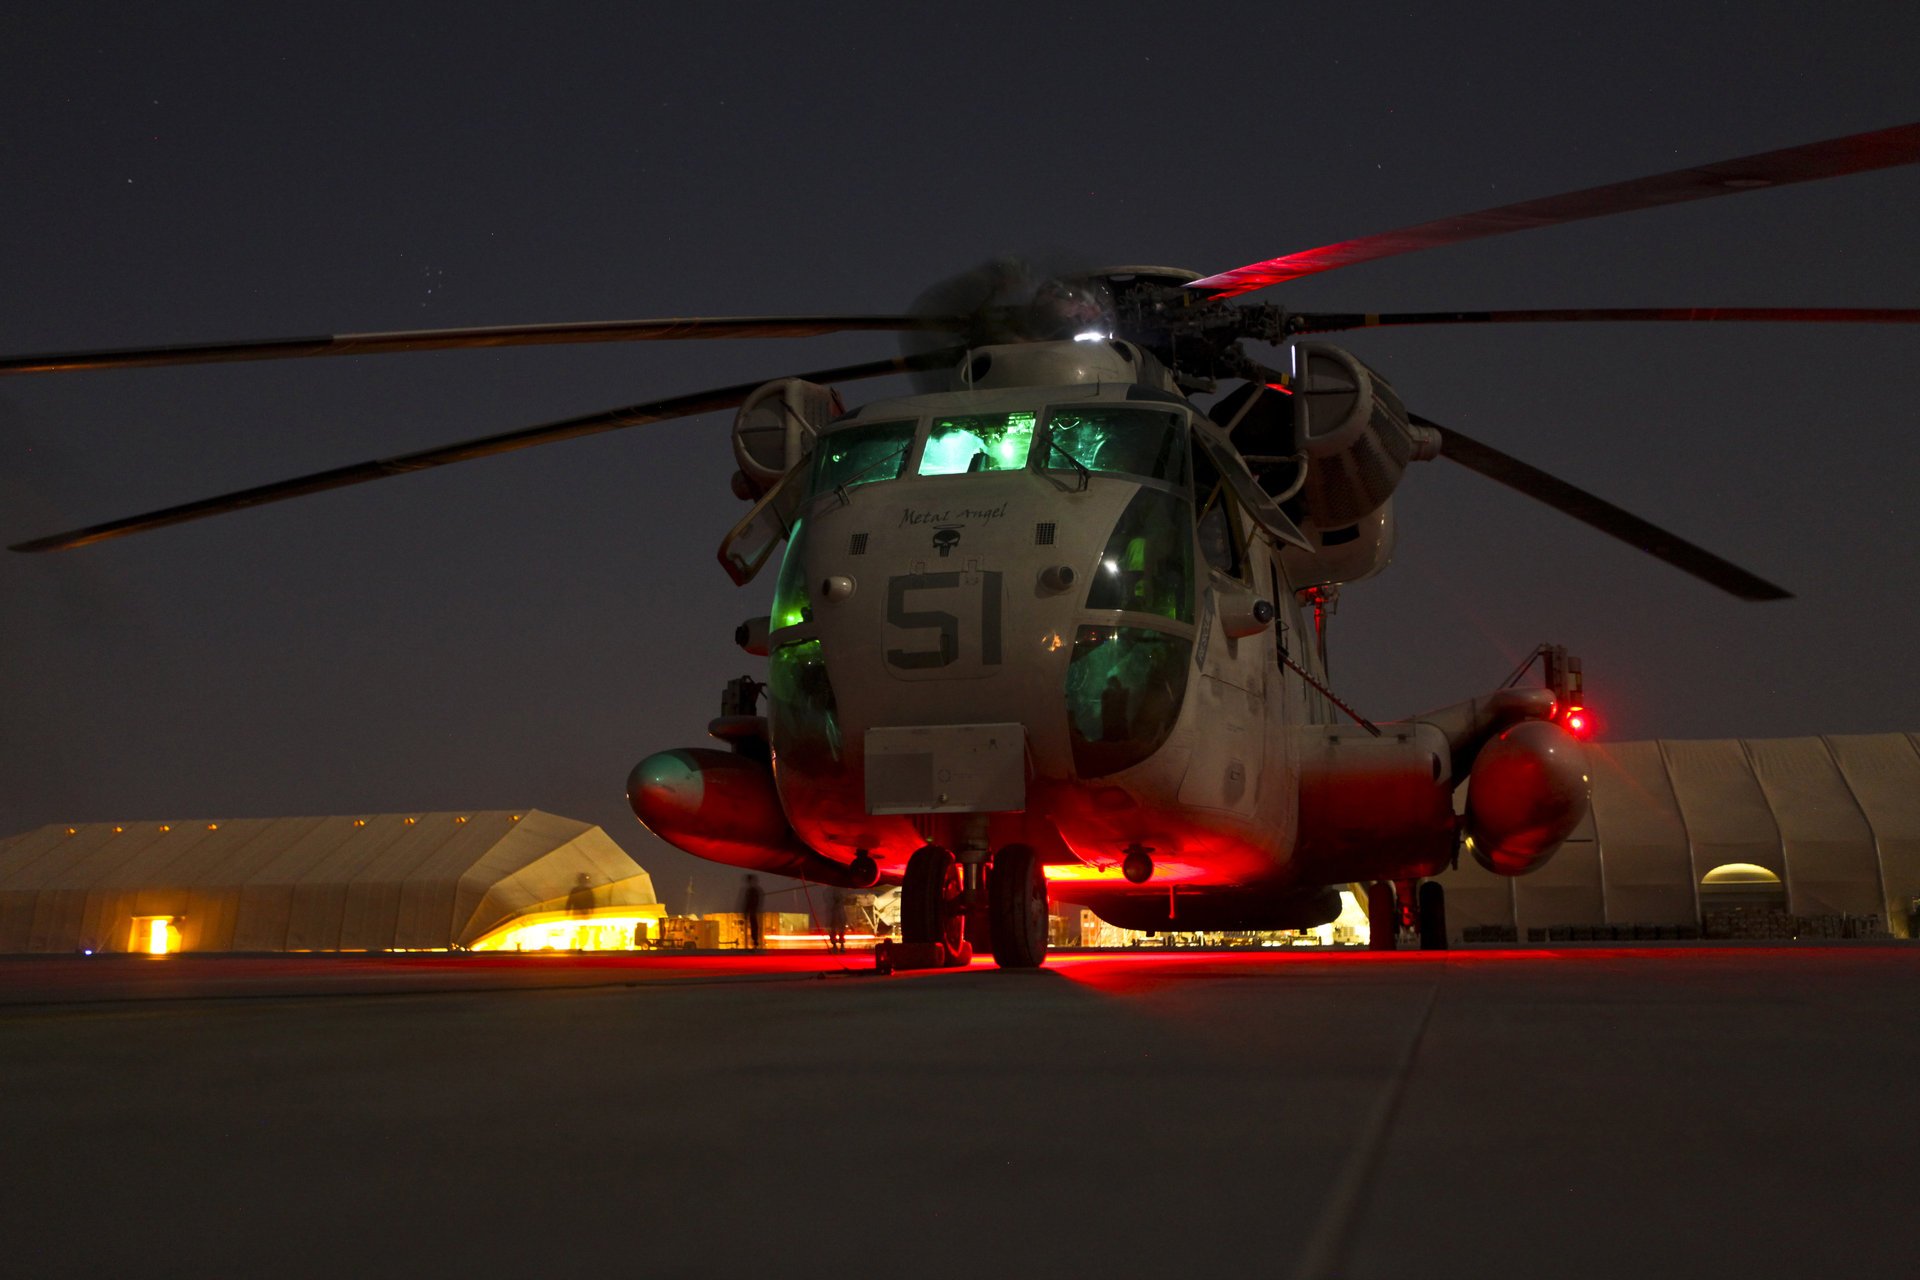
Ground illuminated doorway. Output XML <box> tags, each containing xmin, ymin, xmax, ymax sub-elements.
<box><xmin>1699</xmin><ymin>863</ymin><xmax>1787</xmax><ymax>916</ymax></box>
<box><xmin>129</xmin><ymin>916</ymin><xmax>180</xmax><ymax>955</ymax></box>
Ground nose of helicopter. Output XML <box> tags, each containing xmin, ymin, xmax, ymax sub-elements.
<box><xmin>768</xmin><ymin>466</ymin><xmax>1188</xmax><ymax>791</ymax></box>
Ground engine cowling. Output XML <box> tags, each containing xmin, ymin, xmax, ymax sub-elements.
<box><xmin>731</xmin><ymin>378</ymin><xmax>842</xmax><ymax>496</ymax></box>
<box><xmin>1464</xmin><ymin>719</ymin><xmax>1590</xmax><ymax>875</ymax></box>
<box><xmin>1293</xmin><ymin>344</ymin><xmax>1439</xmax><ymax>527</ymax></box>
<box><xmin>627</xmin><ymin>748</ymin><xmax>877</xmax><ymax>887</ymax></box>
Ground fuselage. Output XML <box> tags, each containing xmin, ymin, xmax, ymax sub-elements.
<box><xmin>628</xmin><ymin>340</ymin><xmax>1589</xmax><ymax>934</ymax></box>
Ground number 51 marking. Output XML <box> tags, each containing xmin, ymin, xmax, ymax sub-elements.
<box><xmin>885</xmin><ymin>572</ymin><xmax>1003</xmax><ymax>670</ymax></box>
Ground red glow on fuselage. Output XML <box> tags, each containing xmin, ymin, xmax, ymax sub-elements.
<box><xmin>1043</xmin><ymin>862</ymin><xmax>1212</xmax><ymax>886</ymax></box>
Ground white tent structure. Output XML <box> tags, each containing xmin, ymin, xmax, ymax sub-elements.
<box><xmin>1443</xmin><ymin>734</ymin><xmax>1920</xmax><ymax>939</ymax></box>
<box><xmin>0</xmin><ymin>810</ymin><xmax>660</xmax><ymax>954</ymax></box>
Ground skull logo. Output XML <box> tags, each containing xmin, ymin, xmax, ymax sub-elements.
<box><xmin>932</xmin><ymin>526</ymin><xmax>962</xmax><ymax>557</ymax></box>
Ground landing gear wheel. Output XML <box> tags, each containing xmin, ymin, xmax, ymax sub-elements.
<box><xmin>1418</xmin><ymin>880</ymin><xmax>1448</xmax><ymax>951</ymax></box>
<box><xmin>988</xmin><ymin>844</ymin><xmax>1049</xmax><ymax>969</ymax></box>
<box><xmin>1367</xmin><ymin>881</ymin><xmax>1398</xmax><ymax>952</ymax></box>
<box><xmin>902</xmin><ymin>845</ymin><xmax>965</xmax><ymax>956</ymax></box>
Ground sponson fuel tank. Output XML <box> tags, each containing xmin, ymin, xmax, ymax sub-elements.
<box><xmin>627</xmin><ymin>748</ymin><xmax>877</xmax><ymax>887</ymax></box>
<box><xmin>1463</xmin><ymin>719</ymin><xmax>1590</xmax><ymax>875</ymax></box>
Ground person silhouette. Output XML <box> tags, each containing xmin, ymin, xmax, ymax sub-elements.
<box><xmin>740</xmin><ymin>874</ymin><xmax>764</xmax><ymax>950</ymax></box>
<box><xmin>827</xmin><ymin>889</ymin><xmax>847</xmax><ymax>953</ymax></box>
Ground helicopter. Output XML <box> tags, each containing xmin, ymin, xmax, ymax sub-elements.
<box><xmin>7</xmin><ymin>122</ymin><xmax>1918</xmax><ymax>969</ymax></box>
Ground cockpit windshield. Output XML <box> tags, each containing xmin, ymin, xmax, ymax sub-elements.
<box><xmin>1043</xmin><ymin>406</ymin><xmax>1189</xmax><ymax>487</ymax></box>
<box><xmin>809</xmin><ymin>419</ymin><xmax>915</xmax><ymax>496</ymax></box>
<box><xmin>917</xmin><ymin>411</ymin><xmax>1038</xmax><ymax>476</ymax></box>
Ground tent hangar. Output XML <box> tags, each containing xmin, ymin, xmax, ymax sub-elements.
<box><xmin>0</xmin><ymin>810</ymin><xmax>663</xmax><ymax>954</ymax></box>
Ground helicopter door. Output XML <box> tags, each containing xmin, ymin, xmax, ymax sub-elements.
<box><xmin>1191</xmin><ymin>419</ymin><xmax>1313</xmax><ymax>552</ymax></box>
<box><xmin>1180</xmin><ymin>575</ymin><xmax>1270</xmax><ymax>815</ymax></box>
<box><xmin>718</xmin><ymin>378</ymin><xmax>844</xmax><ymax>586</ymax></box>
<box><xmin>717</xmin><ymin>462</ymin><xmax>806</xmax><ymax>586</ymax></box>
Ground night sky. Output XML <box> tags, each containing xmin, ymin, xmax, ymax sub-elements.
<box><xmin>5</xmin><ymin>3</ymin><xmax>1917</xmax><ymax>913</ymax></box>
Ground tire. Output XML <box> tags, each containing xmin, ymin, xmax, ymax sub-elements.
<box><xmin>902</xmin><ymin>845</ymin><xmax>963</xmax><ymax>952</ymax></box>
<box><xmin>988</xmin><ymin>844</ymin><xmax>1049</xmax><ymax>969</ymax></box>
<box><xmin>1418</xmin><ymin>880</ymin><xmax>1448</xmax><ymax>951</ymax></box>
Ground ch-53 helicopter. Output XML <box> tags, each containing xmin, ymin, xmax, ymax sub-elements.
<box><xmin>9</xmin><ymin>123</ymin><xmax>1919</xmax><ymax>969</ymax></box>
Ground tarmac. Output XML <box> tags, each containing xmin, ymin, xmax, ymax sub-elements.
<box><xmin>3</xmin><ymin>945</ymin><xmax>1915</xmax><ymax>1278</ymax></box>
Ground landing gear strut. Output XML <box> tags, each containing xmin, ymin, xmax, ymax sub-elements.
<box><xmin>1366</xmin><ymin>879</ymin><xmax>1448</xmax><ymax>951</ymax></box>
<box><xmin>1367</xmin><ymin>881</ymin><xmax>1398</xmax><ymax>952</ymax></box>
<box><xmin>1418</xmin><ymin>880</ymin><xmax>1448</xmax><ymax>952</ymax></box>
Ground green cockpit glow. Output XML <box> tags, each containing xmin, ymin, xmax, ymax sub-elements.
<box><xmin>769</xmin><ymin>637</ymin><xmax>841</xmax><ymax>768</ymax></box>
<box><xmin>810</xmin><ymin>420</ymin><xmax>915</xmax><ymax>496</ymax></box>
<box><xmin>771</xmin><ymin>519</ymin><xmax>811</xmax><ymax>629</ymax></box>
<box><xmin>1087</xmin><ymin>488</ymin><xmax>1193</xmax><ymax>622</ymax></box>
<box><xmin>918</xmin><ymin>411</ymin><xmax>1036</xmax><ymax>476</ymax></box>
<box><xmin>1044</xmin><ymin>407</ymin><xmax>1189</xmax><ymax>486</ymax></box>
<box><xmin>1064</xmin><ymin>626</ymin><xmax>1191</xmax><ymax>778</ymax></box>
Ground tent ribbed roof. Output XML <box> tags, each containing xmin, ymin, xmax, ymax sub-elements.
<box><xmin>0</xmin><ymin>810</ymin><xmax>657</xmax><ymax>953</ymax></box>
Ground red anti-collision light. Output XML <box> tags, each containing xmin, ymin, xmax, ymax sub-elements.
<box><xmin>1562</xmin><ymin>706</ymin><xmax>1593</xmax><ymax>739</ymax></box>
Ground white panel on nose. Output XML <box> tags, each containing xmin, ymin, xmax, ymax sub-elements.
<box><xmin>865</xmin><ymin>723</ymin><xmax>1028</xmax><ymax>815</ymax></box>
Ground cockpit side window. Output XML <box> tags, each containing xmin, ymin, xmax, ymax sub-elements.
<box><xmin>1086</xmin><ymin>488</ymin><xmax>1194</xmax><ymax>623</ymax></box>
<box><xmin>918</xmin><ymin>412</ymin><xmax>1037</xmax><ymax>476</ymax></box>
<box><xmin>809</xmin><ymin>419</ymin><xmax>916</xmax><ymax>496</ymax></box>
<box><xmin>1191</xmin><ymin>443</ymin><xmax>1246</xmax><ymax>579</ymax></box>
<box><xmin>1043</xmin><ymin>407</ymin><xmax>1189</xmax><ymax>487</ymax></box>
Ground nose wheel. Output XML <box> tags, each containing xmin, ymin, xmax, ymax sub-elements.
<box><xmin>902</xmin><ymin>845</ymin><xmax>969</xmax><ymax>963</ymax></box>
<box><xmin>987</xmin><ymin>843</ymin><xmax>1049</xmax><ymax>969</ymax></box>
<box><xmin>897</xmin><ymin>842</ymin><xmax>1049</xmax><ymax>970</ymax></box>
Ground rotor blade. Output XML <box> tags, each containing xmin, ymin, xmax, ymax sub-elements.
<box><xmin>1190</xmin><ymin>122</ymin><xmax>1920</xmax><ymax>300</ymax></box>
<box><xmin>1420</xmin><ymin>416</ymin><xmax>1791</xmax><ymax>602</ymax></box>
<box><xmin>11</xmin><ymin>349</ymin><xmax>960</xmax><ymax>553</ymax></box>
<box><xmin>0</xmin><ymin>315</ymin><xmax>965</xmax><ymax>376</ymax></box>
<box><xmin>1293</xmin><ymin>306</ymin><xmax>1920</xmax><ymax>334</ymax></box>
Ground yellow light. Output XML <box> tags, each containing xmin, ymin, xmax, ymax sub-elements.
<box><xmin>113</xmin><ymin>826</ymin><xmax>124</xmax><ymax>834</ymax></box>
<box><xmin>468</xmin><ymin>903</ymin><xmax>668</xmax><ymax>952</ymax></box>
<box><xmin>455</xmin><ymin>816</ymin><xmax>467</xmax><ymax>824</ymax></box>
<box><xmin>65</xmin><ymin>827</ymin><xmax>76</xmax><ymax>836</ymax></box>
<box><xmin>1702</xmin><ymin>862</ymin><xmax>1782</xmax><ymax>885</ymax></box>
<box><xmin>404</xmin><ymin>817</ymin><xmax>416</xmax><ymax>825</ymax></box>
<box><xmin>1042</xmin><ymin>864</ymin><xmax>1126</xmax><ymax>882</ymax></box>
<box><xmin>207</xmin><ymin>822</ymin><xmax>219</xmax><ymax>831</ymax></box>
<box><xmin>353</xmin><ymin>819</ymin><xmax>366</xmax><ymax>827</ymax></box>
<box><xmin>133</xmin><ymin>916</ymin><xmax>179</xmax><ymax>955</ymax></box>
<box><xmin>511</xmin><ymin>814</ymin><xmax>521</xmax><ymax>822</ymax></box>
<box><xmin>160</xmin><ymin>824</ymin><xmax>171</xmax><ymax>833</ymax></box>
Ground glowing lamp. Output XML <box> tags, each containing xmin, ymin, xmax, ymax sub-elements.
<box><xmin>1561</xmin><ymin>705</ymin><xmax>1593</xmax><ymax>739</ymax></box>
